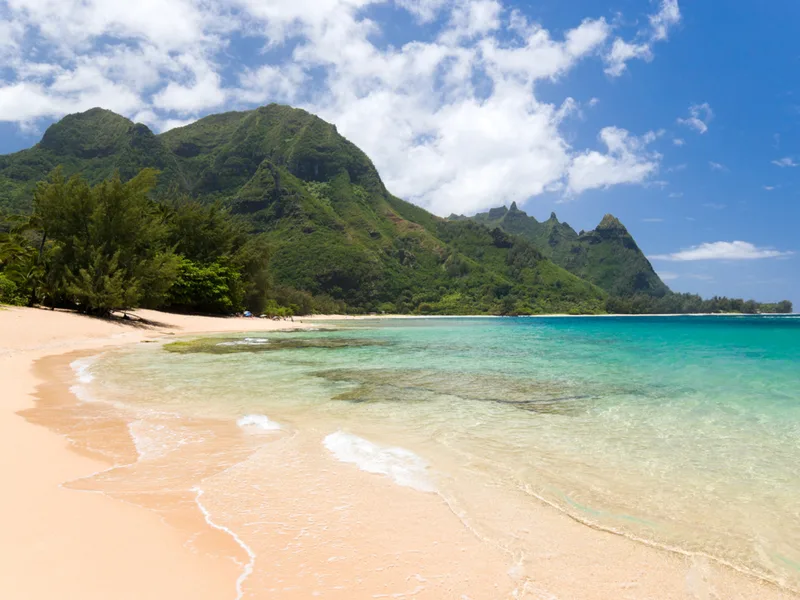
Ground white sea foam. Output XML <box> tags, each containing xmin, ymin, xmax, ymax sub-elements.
<box><xmin>70</xmin><ymin>357</ymin><xmax>96</xmax><ymax>383</ymax></box>
<box><xmin>193</xmin><ymin>487</ymin><xmax>255</xmax><ymax>600</ymax></box>
<box><xmin>323</xmin><ymin>431</ymin><xmax>435</xmax><ymax>492</ymax></box>
<box><xmin>237</xmin><ymin>414</ymin><xmax>282</xmax><ymax>432</ymax></box>
<box><xmin>128</xmin><ymin>420</ymin><xmax>195</xmax><ymax>461</ymax></box>
<box><xmin>217</xmin><ymin>338</ymin><xmax>270</xmax><ymax>347</ymax></box>
<box><xmin>69</xmin><ymin>356</ymin><xmax>99</xmax><ymax>402</ymax></box>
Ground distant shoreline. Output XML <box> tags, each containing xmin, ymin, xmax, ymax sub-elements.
<box><xmin>305</xmin><ymin>312</ymin><xmax>797</xmax><ymax>320</ymax></box>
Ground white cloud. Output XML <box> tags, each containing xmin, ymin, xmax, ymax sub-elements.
<box><xmin>772</xmin><ymin>157</ymin><xmax>798</xmax><ymax>168</ymax></box>
<box><xmin>658</xmin><ymin>271</ymin><xmax>679</xmax><ymax>281</ymax></box>
<box><xmin>443</xmin><ymin>0</ymin><xmax>503</xmax><ymax>42</ymax></box>
<box><xmin>152</xmin><ymin>55</ymin><xmax>227</xmax><ymax>114</ymax></box>
<box><xmin>604</xmin><ymin>39</ymin><xmax>651</xmax><ymax>76</ymax></box>
<box><xmin>395</xmin><ymin>0</ymin><xmax>451</xmax><ymax>23</ymax></box>
<box><xmin>567</xmin><ymin>127</ymin><xmax>661</xmax><ymax>194</ymax></box>
<box><xmin>649</xmin><ymin>0</ymin><xmax>681</xmax><ymax>41</ymax></box>
<box><xmin>669</xmin><ymin>192</ymin><xmax>684</xmax><ymax>198</ymax></box>
<box><xmin>651</xmin><ymin>241</ymin><xmax>794</xmax><ymax>261</ymax></box>
<box><xmin>709</xmin><ymin>161</ymin><xmax>727</xmax><ymax>172</ymax></box>
<box><xmin>703</xmin><ymin>202</ymin><xmax>726</xmax><ymax>210</ymax></box>
<box><xmin>604</xmin><ymin>0</ymin><xmax>681</xmax><ymax>76</ymax></box>
<box><xmin>479</xmin><ymin>16</ymin><xmax>610</xmax><ymax>82</ymax></box>
<box><xmin>673</xmin><ymin>138</ymin><xmax>685</xmax><ymax>146</ymax></box>
<box><xmin>237</xmin><ymin>64</ymin><xmax>307</xmax><ymax>104</ymax></box>
<box><xmin>764</xmin><ymin>185</ymin><xmax>776</xmax><ymax>191</ymax></box>
<box><xmin>0</xmin><ymin>0</ymin><xmax>679</xmax><ymax>215</ymax></box>
<box><xmin>677</xmin><ymin>102</ymin><xmax>713</xmax><ymax>134</ymax></box>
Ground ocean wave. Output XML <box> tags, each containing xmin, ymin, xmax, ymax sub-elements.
<box><xmin>128</xmin><ymin>420</ymin><xmax>196</xmax><ymax>461</ymax></box>
<box><xmin>237</xmin><ymin>414</ymin><xmax>282</xmax><ymax>431</ymax></box>
<box><xmin>323</xmin><ymin>431</ymin><xmax>435</xmax><ymax>492</ymax></box>
<box><xmin>70</xmin><ymin>356</ymin><xmax>96</xmax><ymax>383</ymax></box>
<box><xmin>69</xmin><ymin>356</ymin><xmax>99</xmax><ymax>402</ymax></box>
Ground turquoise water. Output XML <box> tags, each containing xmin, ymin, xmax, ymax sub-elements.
<box><xmin>84</xmin><ymin>316</ymin><xmax>800</xmax><ymax>591</ymax></box>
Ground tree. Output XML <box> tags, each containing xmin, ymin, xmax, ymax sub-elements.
<box><xmin>34</xmin><ymin>169</ymin><xmax>178</xmax><ymax>316</ymax></box>
<box><xmin>162</xmin><ymin>197</ymin><xmax>273</xmax><ymax>314</ymax></box>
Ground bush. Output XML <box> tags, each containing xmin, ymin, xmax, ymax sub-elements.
<box><xmin>165</xmin><ymin>258</ymin><xmax>243</xmax><ymax>314</ymax></box>
<box><xmin>0</xmin><ymin>273</ymin><xmax>25</xmax><ymax>305</ymax></box>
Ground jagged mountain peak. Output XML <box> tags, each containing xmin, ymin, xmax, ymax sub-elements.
<box><xmin>596</xmin><ymin>214</ymin><xmax>627</xmax><ymax>232</ymax></box>
<box><xmin>463</xmin><ymin>205</ymin><xmax>667</xmax><ymax>297</ymax></box>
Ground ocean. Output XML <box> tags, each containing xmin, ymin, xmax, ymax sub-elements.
<box><xmin>65</xmin><ymin>316</ymin><xmax>800</xmax><ymax>598</ymax></box>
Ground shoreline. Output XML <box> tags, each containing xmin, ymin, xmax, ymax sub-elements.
<box><xmin>0</xmin><ymin>306</ymin><xmax>314</xmax><ymax>600</ymax></box>
<box><xmin>2</xmin><ymin>306</ymin><xmax>797</xmax><ymax>599</ymax></box>
<box><xmin>307</xmin><ymin>312</ymin><xmax>798</xmax><ymax>319</ymax></box>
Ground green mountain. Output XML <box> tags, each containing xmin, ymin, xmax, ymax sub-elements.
<box><xmin>458</xmin><ymin>203</ymin><xmax>669</xmax><ymax>297</ymax></box>
<box><xmin>0</xmin><ymin>105</ymin><xmax>607</xmax><ymax>315</ymax></box>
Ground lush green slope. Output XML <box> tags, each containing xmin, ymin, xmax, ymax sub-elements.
<box><xmin>460</xmin><ymin>203</ymin><xmax>669</xmax><ymax>297</ymax></box>
<box><xmin>0</xmin><ymin>105</ymin><xmax>607</xmax><ymax>314</ymax></box>
<box><xmin>0</xmin><ymin>108</ymin><xmax>179</xmax><ymax>212</ymax></box>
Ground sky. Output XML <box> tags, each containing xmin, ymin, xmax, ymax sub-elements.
<box><xmin>0</xmin><ymin>0</ymin><xmax>798</xmax><ymax>306</ymax></box>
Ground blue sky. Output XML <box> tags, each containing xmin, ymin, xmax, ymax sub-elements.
<box><xmin>0</xmin><ymin>0</ymin><xmax>797</xmax><ymax>305</ymax></box>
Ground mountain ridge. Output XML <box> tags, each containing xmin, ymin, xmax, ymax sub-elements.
<box><xmin>0</xmin><ymin>105</ymin><xmax>609</xmax><ymax>315</ymax></box>
<box><xmin>454</xmin><ymin>203</ymin><xmax>669</xmax><ymax>297</ymax></box>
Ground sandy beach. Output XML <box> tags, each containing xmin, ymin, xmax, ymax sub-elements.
<box><xmin>0</xmin><ymin>307</ymin><xmax>314</xmax><ymax>599</ymax></box>
<box><xmin>1</xmin><ymin>307</ymin><xmax>796</xmax><ymax>600</ymax></box>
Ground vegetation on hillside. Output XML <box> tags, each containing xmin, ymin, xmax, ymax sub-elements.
<box><xmin>462</xmin><ymin>203</ymin><xmax>669</xmax><ymax>297</ymax></box>
<box><xmin>0</xmin><ymin>105</ymin><xmax>792</xmax><ymax>316</ymax></box>
<box><xmin>0</xmin><ymin>168</ymin><xmax>607</xmax><ymax>315</ymax></box>
<box><xmin>605</xmin><ymin>293</ymin><xmax>792</xmax><ymax>315</ymax></box>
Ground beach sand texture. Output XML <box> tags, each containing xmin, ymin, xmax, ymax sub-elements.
<box><xmin>0</xmin><ymin>307</ymin><xmax>795</xmax><ymax>599</ymax></box>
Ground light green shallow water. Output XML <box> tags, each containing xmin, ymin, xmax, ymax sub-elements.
<box><xmin>82</xmin><ymin>315</ymin><xmax>800</xmax><ymax>590</ymax></box>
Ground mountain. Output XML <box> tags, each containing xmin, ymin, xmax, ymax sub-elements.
<box><xmin>458</xmin><ymin>203</ymin><xmax>669</xmax><ymax>297</ymax></box>
<box><xmin>0</xmin><ymin>105</ymin><xmax>607</xmax><ymax>315</ymax></box>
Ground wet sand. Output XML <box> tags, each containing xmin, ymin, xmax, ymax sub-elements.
<box><xmin>0</xmin><ymin>307</ymin><xmax>310</xmax><ymax>599</ymax></box>
<box><xmin>1</xmin><ymin>307</ymin><xmax>796</xmax><ymax>599</ymax></box>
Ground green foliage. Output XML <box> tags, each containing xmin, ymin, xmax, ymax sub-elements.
<box><xmin>465</xmin><ymin>204</ymin><xmax>669</xmax><ymax>297</ymax></box>
<box><xmin>7</xmin><ymin>104</ymin><xmax>781</xmax><ymax>319</ymax></box>
<box><xmin>606</xmin><ymin>293</ymin><xmax>793</xmax><ymax>315</ymax></box>
<box><xmin>0</xmin><ymin>273</ymin><xmax>25</xmax><ymax>305</ymax></box>
<box><xmin>33</xmin><ymin>169</ymin><xmax>179</xmax><ymax>315</ymax></box>
<box><xmin>166</xmin><ymin>258</ymin><xmax>243</xmax><ymax>314</ymax></box>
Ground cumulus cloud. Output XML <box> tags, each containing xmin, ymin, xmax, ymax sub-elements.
<box><xmin>651</xmin><ymin>241</ymin><xmax>794</xmax><ymax>261</ymax></box>
<box><xmin>604</xmin><ymin>0</ymin><xmax>681</xmax><ymax>76</ymax></box>
<box><xmin>567</xmin><ymin>127</ymin><xmax>661</xmax><ymax>194</ymax></box>
<box><xmin>0</xmin><ymin>0</ymin><xmax>677</xmax><ymax>215</ymax></box>
<box><xmin>709</xmin><ymin>161</ymin><xmax>727</xmax><ymax>172</ymax></box>
<box><xmin>678</xmin><ymin>102</ymin><xmax>713</xmax><ymax>134</ymax></box>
